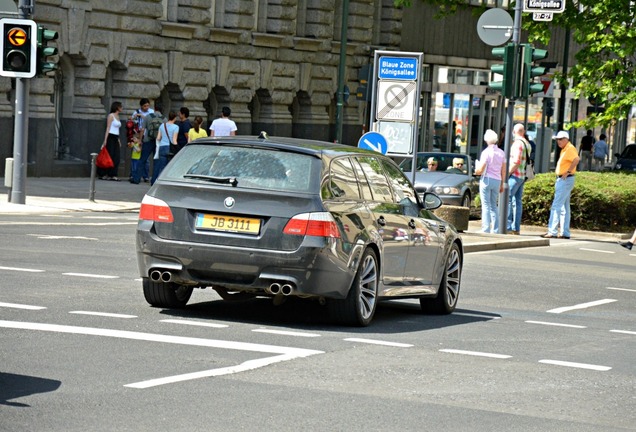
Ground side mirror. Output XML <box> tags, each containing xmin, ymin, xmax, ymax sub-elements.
<box><xmin>422</xmin><ymin>192</ymin><xmax>442</xmax><ymax>210</ymax></box>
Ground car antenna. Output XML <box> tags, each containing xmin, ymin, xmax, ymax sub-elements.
<box><xmin>258</xmin><ymin>131</ymin><xmax>269</xmax><ymax>140</ymax></box>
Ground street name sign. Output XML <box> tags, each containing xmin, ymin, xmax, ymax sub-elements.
<box><xmin>523</xmin><ymin>0</ymin><xmax>565</xmax><ymax>13</ymax></box>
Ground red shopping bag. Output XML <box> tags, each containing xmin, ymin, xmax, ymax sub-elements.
<box><xmin>96</xmin><ymin>147</ymin><xmax>114</xmax><ymax>169</ymax></box>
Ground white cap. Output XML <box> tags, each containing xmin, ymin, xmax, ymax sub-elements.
<box><xmin>553</xmin><ymin>131</ymin><xmax>569</xmax><ymax>140</ymax></box>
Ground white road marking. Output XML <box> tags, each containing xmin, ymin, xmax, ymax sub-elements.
<box><xmin>62</xmin><ymin>272</ymin><xmax>119</xmax><ymax>279</ymax></box>
<box><xmin>0</xmin><ymin>302</ymin><xmax>46</xmax><ymax>310</ymax></box>
<box><xmin>439</xmin><ymin>349</ymin><xmax>511</xmax><ymax>359</ymax></box>
<box><xmin>539</xmin><ymin>359</ymin><xmax>611</xmax><ymax>371</ymax></box>
<box><xmin>28</xmin><ymin>234</ymin><xmax>98</xmax><ymax>240</ymax></box>
<box><xmin>69</xmin><ymin>311</ymin><xmax>137</xmax><ymax>319</ymax></box>
<box><xmin>253</xmin><ymin>328</ymin><xmax>321</xmax><ymax>337</ymax></box>
<box><xmin>579</xmin><ymin>247</ymin><xmax>614</xmax><ymax>254</ymax></box>
<box><xmin>344</xmin><ymin>338</ymin><xmax>413</xmax><ymax>348</ymax></box>
<box><xmin>610</xmin><ymin>329</ymin><xmax>636</xmax><ymax>336</ymax></box>
<box><xmin>454</xmin><ymin>312</ymin><xmax>501</xmax><ymax>319</ymax></box>
<box><xmin>161</xmin><ymin>319</ymin><xmax>228</xmax><ymax>328</ymax></box>
<box><xmin>126</xmin><ymin>354</ymin><xmax>299</xmax><ymax>389</ymax></box>
<box><xmin>0</xmin><ymin>266</ymin><xmax>45</xmax><ymax>273</ymax></box>
<box><xmin>607</xmin><ymin>287</ymin><xmax>636</xmax><ymax>293</ymax></box>
<box><xmin>547</xmin><ymin>299</ymin><xmax>617</xmax><ymax>314</ymax></box>
<box><xmin>525</xmin><ymin>320</ymin><xmax>587</xmax><ymax>329</ymax></box>
<box><xmin>0</xmin><ymin>320</ymin><xmax>323</xmax><ymax>388</ymax></box>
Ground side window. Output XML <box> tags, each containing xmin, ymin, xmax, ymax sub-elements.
<box><xmin>351</xmin><ymin>157</ymin><xmax>373</xmax><ymax>200</ymax></box>
<box><xmin>357</xmin><ymin>156</ymin><xmax>393</xmax><ymax>203</ymax></box>
<box><xmin>380</xmin><ymin>159</ymin><xmax>420</xmax><ymax>216</ymax></box>
<box><xmin>328</xmin><ymin>157</ymin><xmax>361</xmax><ymax>199</ymax></box>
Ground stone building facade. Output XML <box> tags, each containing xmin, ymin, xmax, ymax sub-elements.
<box><xmin>0</xmin><ymin>0</ymin><xmax>403</xmax><ymax>177</ymax></box>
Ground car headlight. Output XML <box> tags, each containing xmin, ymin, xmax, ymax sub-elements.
<box><xmin>434</xmin><ymin>186</ymin><xmax>460</xmax><ymax>195</ymax></box>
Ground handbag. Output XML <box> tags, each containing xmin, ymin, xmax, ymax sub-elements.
<box><xmin>524</xmin><ymin>142</ymin><xmax>535</xmax><ymax>181</ymax></box>
<box><xmin>96</xmin><ymin>146</ymin><xmax>114</xmax><ymax>169</ymax></box>
<box><xmin>165</xmin><ymin>123</ymin><xmax>179</xmax><ymax>157</ymax></box>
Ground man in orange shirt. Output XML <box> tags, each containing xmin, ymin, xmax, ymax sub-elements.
<box><xmin>541</xmin><ymin>131</ymin><xmax>580</xmax><ymax>239</ymax></box>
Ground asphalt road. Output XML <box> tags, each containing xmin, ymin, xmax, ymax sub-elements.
<box><xmin>1</xmin><ymin>212</ymin><xmax>634</xmax><ymax>432</ymax></box>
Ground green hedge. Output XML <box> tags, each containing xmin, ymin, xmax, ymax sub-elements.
<box><xmin>522</xmin><ymin>172</ymin><xmax>636</xmax><ymax>232</ymax></box>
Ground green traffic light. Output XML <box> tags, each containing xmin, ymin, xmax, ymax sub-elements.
<box><xmin>36</xmin><ymin>26</ymin><xmax>59</xmax><ymax>75</ymax></box>
<box><xmin>488</xmin><ymin>43</ymin><xmax>515</xmax><ymax>99</ymax></box>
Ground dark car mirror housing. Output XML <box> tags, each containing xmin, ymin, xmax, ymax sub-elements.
<box><xmin>422</xmin><ymin>192</ymin><xmax>443</xmax><ymax>210</ymax></box>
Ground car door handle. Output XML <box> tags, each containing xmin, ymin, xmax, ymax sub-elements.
<box><xmin>408</xmin><ymin>219</ymin><xmax>416</xmax><ymax>229</ymax></box>
<box><xmin>377</xmin><ymin>216</ymin><xmax>386</xmax><ymax>226</ymax></box>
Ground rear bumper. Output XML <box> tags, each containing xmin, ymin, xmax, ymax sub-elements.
<box><xmin>136</xmin><ymin>229</ymin><xmax>358</xmax><ymax>299</ymax></box>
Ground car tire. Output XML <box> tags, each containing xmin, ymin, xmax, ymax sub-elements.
<box><xmin>461</xmin><ymin>193</ymin><xmax>471</xmax><ymax>208</ymax></box>
<box><xmin>420</xmin><ymin>243</ymin><xmax>461</xmax><ymax>314</ymax></box>
<box><xmin>143</xmin><ymin>277</ymin><xmax>193</xmax><ymax>308</ymax></box>
<box><xmin>329</xmin><ymin>248</ymin><xmax>379</xmax><ymax>326</ymax></box>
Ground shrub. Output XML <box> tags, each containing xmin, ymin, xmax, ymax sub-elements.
<box><xmin>474</xmin><ymin>172</ymin><xmax>636</xmax><ymax>232</ymax></box>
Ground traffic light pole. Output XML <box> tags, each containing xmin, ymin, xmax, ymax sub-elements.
<box><xmin>496</xmin><ymin>0</ymin><xmax>522</xmax><ymax>235</ymax></box>
<box><xmin>9</xmin><ymin>0</ymin><xmax>33</xmax><ymax>204</ymax></box>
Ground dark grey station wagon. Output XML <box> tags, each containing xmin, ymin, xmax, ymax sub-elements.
<box><xmin>136</xmin><ymin>134</ymin><xmax>463</xmax><ymax>326</ymax></box>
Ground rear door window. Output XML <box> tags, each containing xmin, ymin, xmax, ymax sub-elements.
<box><xmin>327</xmin><ymin>157</ymin><xmax>361</xmax><ymax>199</ymax></box>
<box><xmin>159</xmin><ymin>144</ymin><xmax>319</xmax><ymax>193</ymax></box>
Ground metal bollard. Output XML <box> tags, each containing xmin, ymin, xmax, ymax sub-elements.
<box><xmin>89</xmin><ymin>153</ymin><xmax>97</xmax><ymax>202</ymax></box>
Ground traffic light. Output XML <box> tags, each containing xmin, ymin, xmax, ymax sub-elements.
<box><xmin>488</xmin><ymin>43</ymin><xmax>515</xmax><ymax>99</ymax></box>
<box><xmin>356</xmin><ymin>64</ymin><xmax>371</xmax><ymax>101</ymax></box>
<box><xmin>0</xmin><ymin>18</ymin><xmax>37</xmax><ymax>78</ymax></box>
<box><xmin>37</xmin><ymin>25</ymin><xmax>59</xmax><ymax>75</ymax></box>
<box><xmin>519</xmin><ymin>44</ymin><xmax>548</xmax><ymax>99</ymax></box>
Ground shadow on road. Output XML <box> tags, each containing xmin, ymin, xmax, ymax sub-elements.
<box><xmin>0</xmin><ymin>372</ymin><xmax>61</xmax><ymax>407</ymax></box>
<box><xmin>158</xmin><ymin>296</ymin><xmax>500</xmax><ymax>334</ymax></box>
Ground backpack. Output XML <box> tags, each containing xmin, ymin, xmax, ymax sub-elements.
<box><xmin>145</xmin><ymin>113</ymin><xmax>164</xmax><ymax>140</ymax></box>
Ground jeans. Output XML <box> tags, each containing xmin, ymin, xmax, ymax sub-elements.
<box><xmin>579</xmin><ymin>150</ymin><xmax>593</xmax><ymax>171</ymax></box>
<box><xmin>132</xmin><ymin>140</ymin><xmax>156</xmax><ymax>184</ymax></box>
<box><xmin>547</xmin><ymin>176</ymin><xmax>575</xmax><ymax>237</ymax></box>
<box><xmin>507</xmin><ymin>175</ymin><xmax>525</xmax><ymax>232</ymax></box>
<box><xmin>480</xmin><ymin>176</ymin><xmax>501</xmax><ymax>233</ymax></box>
<box><xmin>151</xmin><ymin>145</ymin><xmax>170</xmax><ymax>185</ymax></box>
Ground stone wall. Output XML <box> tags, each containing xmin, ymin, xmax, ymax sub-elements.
<box><xmin>0</xmin><ymin>0</ymin><xmax>404</xmax><ymax>177</ymax></box>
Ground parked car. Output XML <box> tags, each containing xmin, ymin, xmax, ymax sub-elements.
<box><xmin>399</xmin><ymin>152</ymin><xmax>479</xmax><ymax>208</ymax></box>
<box><xmin>614</xmin><ymin>144</ymin><xmax>636</xmax><ymax>172</ymax></box>
<box><xmin>136</xmin><ymin>134</ymin><xmax>463</xmax><ymax>326</ymax></box>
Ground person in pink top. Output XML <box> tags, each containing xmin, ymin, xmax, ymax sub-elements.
<box><xmin>475</xmin><ymin>129</ymin><xmax>507</xmax><ymax>233</ymax></box>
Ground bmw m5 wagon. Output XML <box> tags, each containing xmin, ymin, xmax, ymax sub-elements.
<box><xmin>136</xmin><ymin>134</ymin><xmax>463</xmax><ymax>326</ymax></box>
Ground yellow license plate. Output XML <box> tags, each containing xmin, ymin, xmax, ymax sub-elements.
<box><xmin>195</xmin><ymin>213</ymin><xmax>261</xmax><ymax>235</ymax></box>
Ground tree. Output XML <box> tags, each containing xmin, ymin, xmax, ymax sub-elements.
<box><xmin>393</xmin><ymin>0</ymin><xmax>636</xmax><ymax>129</ymax></box>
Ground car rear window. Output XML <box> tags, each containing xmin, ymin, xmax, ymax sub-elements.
<box><xmin>159</xmin><ymin>144</ymin><xmax>319</xmax><ymax>193</ymax></box>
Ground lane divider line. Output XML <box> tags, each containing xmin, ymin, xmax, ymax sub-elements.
<box><xmin>539</xmin><ymin>359</ymin><xmax>611</xmax><ymax>371</ymax></box>
<box><xmin>525</xmin><ymin>320</ymin><xmax>587</xmax><ymax>329</ymax></box>
<box><xmin>62</xmin><ymin>273</ymin><xmax>119</xmax><ymax>279</ymax></box>
<box><xmin>344</xmin><ymin>338</ymin><xmax>413</xmax><ymax>348</ymax></box>
<box><xmin>439</xmin><ymin>349</ymin><xmax>511</xmax><ymax>359</ymax></box>
<box><xmin>161</xmin><ymin>319</ymin><xmax>228</xmax><ymax>328</ymax></box>
<box><xmin>253</xmin><ymin>329</ymin><xmax>321</xmax><ymax>338</ymax></box>
<box><xmin>0</xmin><ymin>266</ymin><xmax>45</xmax><ymax>273</ymax></box>
<box><xmin>610</xmin><ymin>329</ymin><xmax>636</xmax><ymax>336</ymax></box>
<box><xmin>607</xmin><ymin>287</ymin><xmax>636</xmax><ymax>293</ymax></box>
<box><xmin>547</xmin><ymin>299</ymin><xmax>617</xmax><ymax>314</ymax></box>
<box><xmin>69</xmin><ymin>311</ymin><xmax>137</xmax><ymax>319</ymax></box>
<box><xmin>0</xmin><ymin>302</ymin><xmax>46</xmax><ymax>310</ymax></box>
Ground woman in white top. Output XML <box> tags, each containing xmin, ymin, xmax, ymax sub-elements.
<box><xmin>99</xmin><ymin>101</ymin><xmax>123</xmax><ymax>181</ymax></box>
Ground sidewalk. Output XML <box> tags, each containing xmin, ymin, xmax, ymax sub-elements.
<box><xmin>0</xmin><ymin>177</ymin><xmax>626</xmax><ymax>253</ymax></box>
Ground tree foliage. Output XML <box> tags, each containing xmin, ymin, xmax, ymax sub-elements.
<box><xmin>393</xmin><ymin>0</ymin><xmax>636</xmax><ymax>129</ymax></box>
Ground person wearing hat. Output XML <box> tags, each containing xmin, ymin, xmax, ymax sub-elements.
<box><xmin>541</xmin><ymin>131</ymin><xmax>580</xmax><ymax>239</ymax></box>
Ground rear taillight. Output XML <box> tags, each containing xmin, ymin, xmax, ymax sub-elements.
<box><xmin>283</xmin><ymin>212</ymin><xmax>341</xmax><ymax>238</ymax></box>
<box><xmin>138</xmin><ymin>195</ymin><xmax>174</xmax><ymax>223</ymax></box>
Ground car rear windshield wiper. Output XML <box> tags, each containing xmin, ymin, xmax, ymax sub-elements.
<box><xmin>183</xmin><ymin>174</ymin><xmax>238</xmax><ymax>186</ymax></box>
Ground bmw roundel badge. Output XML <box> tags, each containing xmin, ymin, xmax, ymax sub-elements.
<box><xmin>224</xmin><ymin>197</ymin><xmax>235</xmax><ymax>209</ymax></box>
